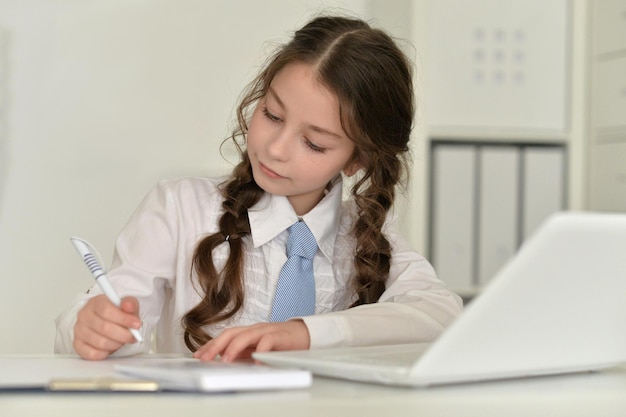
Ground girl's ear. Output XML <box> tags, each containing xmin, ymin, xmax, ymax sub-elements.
<box><xmin>342</xmin><ymin>159</ymin><xmax>362</xmax><ymax>177</ymax></box>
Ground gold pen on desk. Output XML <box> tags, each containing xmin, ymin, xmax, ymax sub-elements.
<box><xmin>48</xmin><ymin>377</ymin><xmax>160</xmax><ymax>392</ymax></box>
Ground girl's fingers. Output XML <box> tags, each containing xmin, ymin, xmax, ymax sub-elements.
<box><xmin>73</xmin><ymin>324</ymin><xmax>125</xmax><ymax>360</ymax></box>
<box><xmin>73</xmin><ymin>295</ymin><xmax>141</xmax><ymax>360</ymax></box>
<box><xmin>79</xmin><ymin>299</ymin><xmax>138</xmax><ymax>343</ymax></box>
<box><xmin>120</xmin><ymin>297</ymin><xmax>141</xmax><ymax>317</ymax></box>
<box><xmin>219</xmin><ymin>327</ymin><xmax>267</xmax><ymax>362</ymax></box>
<box><xmin>73</xmin><ymin>339</ymin><xmax>111</xmax><ymax>361</ymax></box>
<box><xmin>254</xmin><ymin>332</ymin><xmax>283</xmax><ymax>353</ymax></box>
<box><xmin>194</xmin><ymin>326</ymin><xmax>249</xmax><ymax>361</ymax></box>
<box><xmin>93</xmin><ymin>297</ymin><xmax>141</xmax><ymax>330</ymax></box>
<box><xmin>194</xmin><ymin>321</ymin><xmax>310</xmax><ymax>362</ymax></box>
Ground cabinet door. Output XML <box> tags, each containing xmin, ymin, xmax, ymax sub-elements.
<box><xmin>522</xmin><ymin>147</ymin><xmax>566</xmax><ymax>239</ymax></box>
<box><xmin>593</xmin><ymin>57</ymin><xmax>626</xmax><ymax>129</ymax></box>
<box><xmin>593</xmin><ymin>0</ymin><xmax>626</xmax><ymax>56</ymax></box>
<box><xmin>589</xmin><ymin>140</ymin><xmax>626</xmax><ymax>211</ymax></box>
<box><xmin>478</xmin><ymin>147</ymin><xmax>520</xmax><ymax>285</ymax></box>
<box><xmin>426</xmin><ymin>0</ymin><xmax>569</xmax><ymax>132</ymax></box>
<box><xmin>430</xmin><ymin>145</ymin><xmax>477</xmax><ymax>291</ymax></box>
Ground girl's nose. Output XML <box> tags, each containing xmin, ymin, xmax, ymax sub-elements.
<box><xmin>266</xmin><ymin>129</ymin><xmax>293</xmax><ymax>161</ymax></box>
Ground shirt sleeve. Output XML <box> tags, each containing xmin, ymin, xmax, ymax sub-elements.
<box><xmin>302</xmin><ymin>224</ymin><xmax>463</xmax><ymax>349</ymax></box>
<box><xmin>54</xmin><ymin>180</ymin><xmax>179</xmax><ymax>356</ymax></box>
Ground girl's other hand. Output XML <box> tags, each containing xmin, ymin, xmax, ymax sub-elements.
<box><xmin>73</xmin><ymin>295</ymin><xmax>142</xmax><ymax>360</ymax></box>
<box><xmin>193</xmin><ymin>320</ymin><xmax>310</xmax><ymax>362</ymax></box>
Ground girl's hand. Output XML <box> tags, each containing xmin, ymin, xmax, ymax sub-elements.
<box><xmin>193</xmin><ymin>320</ymin><xmax>311</xmax><ymax>362</ymax></box>
<box><xmin>73</xmin><ymin>294</ymin><xmax>142</xmax><ymax>360</ymax></box>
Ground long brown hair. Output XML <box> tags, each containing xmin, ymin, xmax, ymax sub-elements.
<box><xmin>183</xmin><ymin>15</ymin><xmax>414</xmax><ymax>351</ymax></box>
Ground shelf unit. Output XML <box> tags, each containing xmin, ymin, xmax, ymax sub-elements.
<box><xmin>404</xmin><ymin>0</ymin><xmax>576</xmax><ymax>296</ymax></box>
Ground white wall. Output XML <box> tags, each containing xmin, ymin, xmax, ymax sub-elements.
<box><xmin>0</xmin><ymin>0</ymin><xmax>390</xmax><ymax>354</ymax></box>
<box><xmin>0</xmin><ymin>0</ymin><xmax>591</xmax><ymax>354</ymax></box>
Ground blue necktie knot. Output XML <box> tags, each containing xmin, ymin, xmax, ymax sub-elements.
<box><xmin>287</xmin><ymin>221</ymin><xmax>317</xmax><ymax>260</ymax></box>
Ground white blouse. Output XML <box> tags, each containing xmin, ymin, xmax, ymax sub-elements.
<box><xmin>54</xmin><ymin>176</ymin><xmax>463</xmax><ymax>356</ymax></box>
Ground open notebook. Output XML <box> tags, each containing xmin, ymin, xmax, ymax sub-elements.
<box><xmin>253</xmin><ymin>211</ymin><xmax>626</xmax><ymax>387</ymax></box>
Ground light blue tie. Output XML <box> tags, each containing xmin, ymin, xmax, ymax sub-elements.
<box><xmin>270</xmin><ymin>221</ymin><xmax>317</xmax><ymax>322</ymax></box>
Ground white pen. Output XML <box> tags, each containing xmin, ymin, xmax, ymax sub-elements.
<box><xmin>69</xmin><ymin>237</ymin><xmax>143</xmax><ymax>343</ymax></box>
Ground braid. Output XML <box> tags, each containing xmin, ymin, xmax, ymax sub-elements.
<box><xmin>350</xmin><ymin>148</ymin><xmax>407</xmax><ymax>307</ymax></box>
<box><xmin>182</xmin><ymin>155</ymin><xmax>263</xmax><ymax>351</ymax></box>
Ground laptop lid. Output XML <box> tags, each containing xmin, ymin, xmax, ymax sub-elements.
<box><xmin>255</xmin><ymin>211</ymin><xmax>626</xmax><ymax>387</ymax></box>
<box><xmin>408</xmin><ymin>211</ymin><xmax>626</xmax><ymax>385</ymax></box>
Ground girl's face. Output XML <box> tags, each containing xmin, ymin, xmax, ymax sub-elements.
<box><xmin>246</xmin><ymin>62</ymin><xmax>359</xmax><ymax>215</ymax></box>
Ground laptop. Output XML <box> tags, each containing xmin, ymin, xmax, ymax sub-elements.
<box><xmin>253</xmin><ymin>211</ymin><xmax>626</xmax><ymax>387</ymax></box>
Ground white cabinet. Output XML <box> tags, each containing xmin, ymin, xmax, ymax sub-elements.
<box><xmin>406</xmin><ymin>0</ymin><xmax>622</xmax><ymax>295</ymax></box>
<box><xmin>419</xmin><ymin>0</ymin><xmax>571</xmax><ymax>294</ymax></box>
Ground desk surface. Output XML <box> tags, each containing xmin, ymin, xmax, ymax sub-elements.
<box><xmin>2</xmin><ymin>362</ymin><xmax>626</xmax><ymax>417</ymax></box>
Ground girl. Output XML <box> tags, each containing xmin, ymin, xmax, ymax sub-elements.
<box><xmin>55</xmin><ymin>15</ymin><xmax>463</xmax><ymax>361</ymax></box>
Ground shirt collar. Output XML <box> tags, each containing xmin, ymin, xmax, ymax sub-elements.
<box><xmin>248</xmin><ymin>176</ymin><xmax>344</xmax><ymax>261</ymax></box>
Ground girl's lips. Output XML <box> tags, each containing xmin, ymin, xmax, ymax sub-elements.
<box><xmin>259</xmin><ymin>162</ymin><xmax>285</xmax><ymax>179</ymax></box>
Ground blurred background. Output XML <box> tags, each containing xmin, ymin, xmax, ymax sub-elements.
<box><xmin>0</xmin><ymin>0</ymin><xmax>623</xmax><ymax>353</ymax></box>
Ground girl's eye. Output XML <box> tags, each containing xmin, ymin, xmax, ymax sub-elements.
<box><xmin>305</xmin><ymin>139</ymin><xmax>326</xmax><ymax>153</ymax></box>
<box><xmin>262</xmin><ymin>107</ymin><xmax>281</xmax><ymax>123</ymax></box>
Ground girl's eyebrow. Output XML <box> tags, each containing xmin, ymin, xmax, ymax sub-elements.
<box><xmin>267</xmin><ymin>87</ymin><xmax>343</xmax><ymax>140</ymax></box>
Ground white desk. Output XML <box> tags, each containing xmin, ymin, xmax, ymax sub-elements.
<box><xmin>2</xmin><ymin>363</ymin><xmax>626</xmax><ymax>417</ymax></box>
